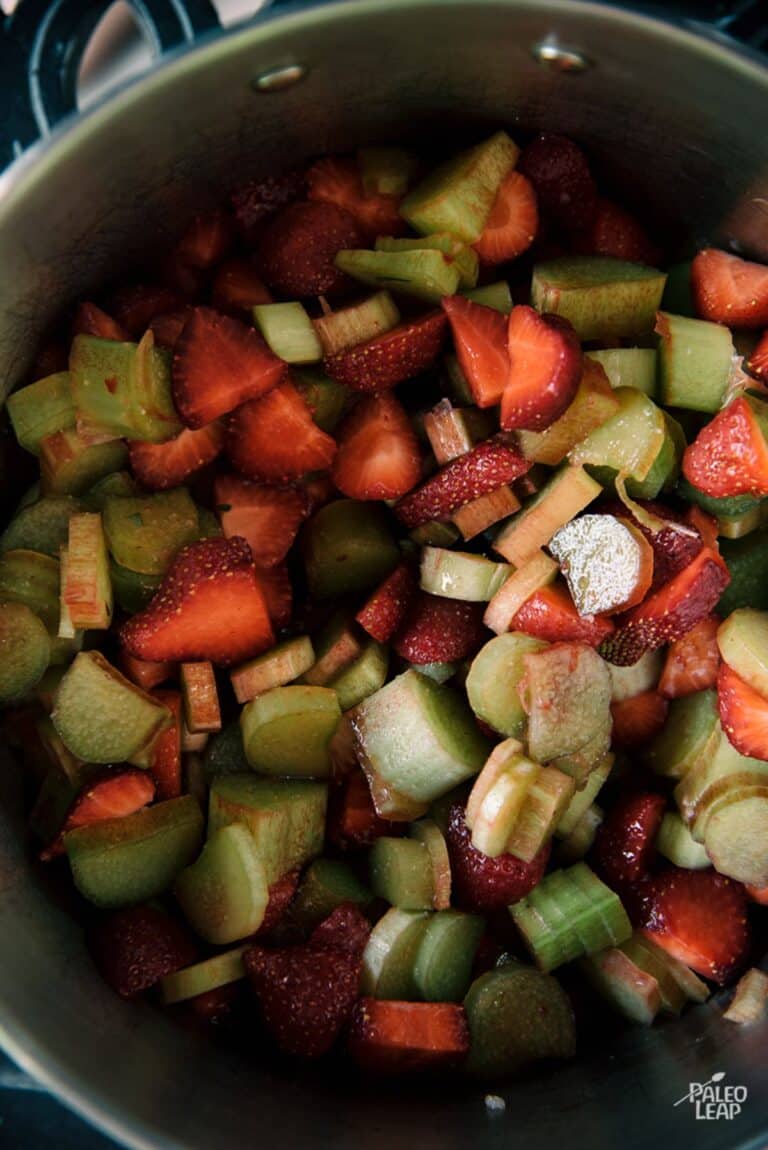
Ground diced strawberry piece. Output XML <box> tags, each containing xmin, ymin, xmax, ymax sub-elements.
<box><xmin>748</xmin><ymin>330</ymin><xmax>768</xmax><ymax>379</ymax></box>
<box><xmin>148</xmin><ymin>689</ymin><xmax>182</xmax><ymax>800</ymax></box>
<box><xmin>327</xmin><ymin>770</ymin><xmax>404</xmax><ymax>850</ymax></box>
<box><xmin>172</xmin><ymin>306</ymin><xmax>285</xmax><ymax>429</ymax></box>
<box><xmin>175</xmin><ymin>209</ymin><xmax>235</xmax><ymax>270</ymax></box>
<box><xmin>307</xmin><ymin>156</ymin><xmax>405</xmax><ymax>239</ymax></box>
<box><xmin>120</xmin><ymin>653</ymin><xmax>175</xmax><ymax>691</ymax></box>
<box><xmin>214</xmin><ymin>474</ymin><xmax>307</xmax><ymax>567</ymax></box>
<box><xmin>148</xmin><ymin>309</ymin><xmax>192</xmax><ymax>350</ymax></box>
<box><xmin>446</xmin><ymin>802</ymin><xmax>550</xmax><ymax>912</ymax></box>
<box><xmin>517</xmin><ymin>134</ymin><xmax>598</xmax><ymax>233</ymax></box>
<box><xmin>129</xmin><ymin>423</ymin><xmax>225</xmax><ymax>491</ymax></box>
<box><xmin>253</xmin><ymin>868</ymin><xmax>301</xmax><ymax>938</ymax></box>
<box><xmin>226</xmin><ymin>379</ymin><xmax>337</xmax><ymax>483</ymax></box>
<box><xmin>639</xmin><ymin>867</ymin><xmax>750</xmax><ymax>984</ymax></box>
<box><xmin>511</xmin><ymin>580</ymin><xmax>615</xmax><ymax>648</ymax></box>
<box><xmin>691</xmin><ymin>248</ymin><xmax>768</xmax><ymax>328</ymax></box>
<box><xmin>395</xmin><ymin>439</ymin><xmax>530</xmax><ymax>529</ymax></box>
<box><xmin>121</xmin><ymin>536</ymin><xmax>275</xmax><ymax>666</ymax></box>
<box><xmin>40</xmin><ymin>767</ymin><xmax>156</xmax><ymax>860</ymax></box>
<box><xmin>502</xmin><ymin>306</ymin><xmax>582</xmax><ymax>431</ymax></box>
<box><xmin>244</xmin><ymin>942</ymin><xmax>361</xmax><ymax>1057</ymax></box>
<box><xmin>331</xmin><ymin>394</ymin><xmax>421</xmax><ymax>501</ymax></box>
<box><xmin>441</xmin><ymin>295</ymin><xmax>509</xmax><ymax>408</ymax></box>
<box><xmin>393</xmin><ymin>592</ymin><xmax>487</xmax><ymax>664</ymax></box>
<box><xmin>88</xmin><ymin>904</ymin><xmax>198</xmax><ymax>998</ymax></box>
<box><xmin>257</xmin><ymin>201</ymin><xmax>366</xmax><ymax>297</ymax></box>
<box><xmin>309</xmin><ymin>903</ymin><xmax>371</xmax><ymax>956</ymax></box>
<box><xmin>188</xmin><ymin>983</ymin><xmax>241</xmax><ymax>1026</ymax></box>
<box><xmin>356</xmin><ymin>562</ymin><xmax>417</xmax><ymax>643</ymax></box>
<box><xmin>611</xmin><ymin>691</ymin><xmax>669</xmax><ymax>748</ymax></box>
<box><xmin>592</xmin><ymin>791</ymin><xmax>666</xmax><ymax>893</ymax></box>
<box><xmin>685</xmin><ymin>505</ymin><xmax>719</xmax><ymax>551</ymax></box>
<box><xmin>718</xmin><ymin>662</ymin><xmax>768</xmax><ymax>761</ymax></box>
<box><xmin>683</xmin><ymin>396</ymin><xmax>768</xmax><ymax>498</ymax></box>
<box><xmin>301</xmin><ymin>472</ymin><xmax>337</xmax><ymax>514</ymax></box>
<box><xmin>323</xmin><ymin>311</ymin><xmax>447</xmax><ymax>392</ymax></box>
<box><xmin>745</xmin><ymin>883</ymin><xmax>768</xmax><ymax>906</ymax></box>
<box><xmin>72</xmin><ymin>302</ymin><xmax>129</xmax><ymax>342</ymax></box>
<box><xmin>210</xmin><ymin>257</ymin><xmax>273</xmax><ymax>317</ymax></box>
<box><xmin>159</xmin><ymin>251</ymin><xmax>207</xmax><ymax>300</ymax></box>
<box><xmin>573</xmin><ymin>198</ymin><xmax>660</xmax><ymax>265</ymax></box>
<box><xmin>348</xmin><ymin>999</ymin><xmax>469</xmax><ymax>1074</ymax></box>
<box><xmin>473</xmin><ymin>170</ymin><xmax>538</xmax><ymax>265</ymax></box>
<box><xmin>599</xmin><ymin>499</ymin><xmax>704</xmax><ymax>592</ymax></box>
<box><xmin>109</xmin><ymin>283</ymin><xmax>184</xmax><ymax>338</ymax></box>
<box><xmin>599</xmin><ymin>548</ymin><xmax>730</xmax><ymax>666</ymax></box>
<box><xmin>659</xmin><ymin>615</ymin><xmax>721</xmax><ymax>698</ymax></box>
<box><xmin>230</xmin><ymin>168</ymin><xmax>307</xmax><ymax>245</ymax></box>
<box><xmin>256</xmin><ymin>563</ymin><xmax>292</xmax><ymax>631</ymax></box>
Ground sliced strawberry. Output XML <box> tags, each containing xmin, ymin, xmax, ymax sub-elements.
<box><xmin>356</xmin><ymin>562</ymin><xmax>417</xmax><ymax>643</ymax></box>
<box><xmin>640</xmin><ymin>867</ymin><xmax>750</xmax><ymax>984</ymax></box>
<box><xmin>214</xmin><ymin>474</ymin><xmax>307</xmax><ymax>567</ymax></box>
<box><xmin>172</xmin><ymin>306</ymin><xmax>285</xmax><ymax>429</ymax></box>
<box><xmin>718</xmin><ymin>662</ymin><xmax>768</xmax><ymax>761</ymax></box>
<box><xmin>148</xmin><ymin>689</ymin><xmax>182</xmax><ymax>800</ymax></box>
<box><xmin>685</xmin><ymin>505</ymin><xmax>719</xmax><ymax>552</ymax></box>
<box><xmin>748</xmin><ymin>330</ymin><xmax>768</xmax><ymax>379</ymax></box>
<box><xmin>327</xmin><ymin>769</ymin><xmax>404</xmax><ymax>850</ymax></box>
<box><xmin>307</xmin><ymin>155</ymin><xmax>404</xmax><ymax>239</ymax></box>
<box><xmin>691</xmin><ymin>248</ymin><xmax>768</xmax><ymax>328</ymax></box>
<box><xmin>502</xmin><ymin>306</ymin><xmax>582</xmax><ymax>431</ymax></box>
<box><xmin>226</xmin><ymin>379</ymin><xmax>337</xmax><ymax>483</ymax></box>
<box><xmin>659</xmin><ymin>615</ymin><xmax>721</xmax><ymax>698</ymax></box>
<box><xmin>256</xmin><ymin>563</ymin><xmax>292</xmax><ymax>631</ymax></box>
<box><xmin>473</xmin><ymin>170</ymin><xmax>538</xmax><ymax>265</ymax></box>
<box><xmin>599</xmin><ymin>548</ymin><xmax>730</xmax><ymax>666</ymax></box>
<box><xmin>119</xmin><ymin>653</ymin><xmax>176</xmax><ymax>692</ymax></box>
<box><xmin>395</xmin><ymin>439</ymin><xmax>530</xmax><ymax>529</ymax></box>
<box><xmin>159</xmin><ymin>251</ymin><xmax>206</xmax><ymax>300</ymax></box>
<box><xmin>244</xmin><ymin>941</ymin><xmax>361</xmax><ymax>1057</ymax></box>
<box><xmin>129</xmin><ymin>423</ymin><xmax>225</xmax><ymax>491</ymax></box>
<box><xmin>683</xmin><ymin>396</ymin><xmax>768</xmax><ymax>498</ymax></box>
<box><xmin>40</xmin><ymin>767</ymin><xmax>156</xmax><ymax>860</ymax></box>
<box><xmin>599</xmin><ymin>499</ymin><xmax>704</xmax><ymax>592</ymax></box>
<box><xmin>573</xmin><ymin>198</ymin><xmax>659</xmax><ymax>265</ymax></box>
<box><xmin>120</xmin><ymin>536</ymin><xmax>275</xmax><ymax>666</ymax></box>
<box><xmin>257</xmin><ymin>201</ymin><xmax>366</xmax><ymax>297</ymax></box>
<box><xmin>188</xmin><ymin>983</ymin><xmax>242</xmax><ymax>1026</ymax></box>
<box><xmin>210</xmin><ymin>257</ymin><xmax>273</xmax><ymax>317</ymax></box>
<box><xmin>72</xmin><ymin>302</ymin><xmax>129</xmax><ymax>342</ymax></box>
<box><xmin>253</xmin><ymin>868</ymin><xmax>301</xmax><ymax>939</ymax></box>
<box><xmin>348</xmin><ymin>999</ymin><xmax>469</xmax><ymax>1074</ymax></box>
<box><xmin>89</xmin><ymin>904</ymin><xmax>197</xmax><ymax>998</ymax></box>
<box><xmin>331</xmin><ymin>394</ymin><xmax>421</xmax><ymax>500</ymax></box>
<box><xmin>446</xmin><ymin>802</ymin><xmax>550</xmax><ymax>912</ymax></box>
<box><xmin>393</xmin><ymin>592</ymin><xmax>487</xmax><ymax>664</ymax></box>
<box><xmin>308</xmin><ymin>903</ymin><xmax>371</xmax><ymax>956</ymax></box>
<box><xmin>148</xmin><ymin>309</ymin><xmax>192</xmax><ymax>350</ymax></box>
<box><xmin>592</xmin><ymin>791</ymin><xmax>666</xmax><ymax>893</ymax></box>
<box><xmin>230</xmin><ymin>168</ymin><xmax>307</xmax><ymax>245</ymax></box>
<box><xmin>511</xmin><ymin>580</ymin><xmax>615</xmax><ymax>648</ymax></box>
<box><xmin>441</xmin><ymin>295</ymin><xmax>508</xmax><ymax>408</ymax></box>
<box><xmin>611</xmin><ymin>691</ymin><xmax>668</xmax><ymax>748</ymax></box>
<box><xmin>323</xmin><ymin>311</ymin><xmax>447</xmax><ymax>392</ymax></box>
<box><xmin>109</xmin><ymin>283</ymin><xmax>184</xmax><ymax>339</ymax></box>
<box><xmin>517</xmin><ymin>134</ymin><xmax>598</xmax><ymax>233</ymax></box>
<box><xmin>175</xmin><ymin>209</ymin><xmax>235</xmax><ymax>270</ymax></box>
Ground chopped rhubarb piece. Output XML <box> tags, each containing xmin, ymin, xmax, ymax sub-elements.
<box><xmin>148</xmin><ymin>688</ymin><xmax>182</xmax><ymax>800</ymax></box>
<box><xmin>308</xmin><ymin>903</ymin><xmax>371</xmax><ymax>956</ymax></box>
<box><xmin>40</xmin><ymin>767</ymin><xmax>156</xmax><ymax>860</ymax></box>
<box><xmin>120</xmin><ymin>653</ymin><xmax>175</xmax><ymax>692</ymax></box>
<box><xmin>180</xmin><ymin>662</ymin><xmax>221</xmax><ymax>733</ymax></box>
<box><xmin>211</xmin><ymin>257</ymin><xmax>272</xmax><ymax>318</ymax></box>
<box><xmin>610</xmin><ymin>691</ymin><xmax>668</xmax><ymax>748</ymax></box>
<box><xmin>63</xmin><ymin>511</ymin><xmax>112</xmax><ymax>630</ymax></box>
<box><xmin>441</xmin><ymin>295</ymin><xmax>509</xmax><ymax>408</ymax></box>
<box><xmin>256</xmin><ymin>563</ymin><xmax>292</xmax><ymax>631</ymax></box>
<box><xmin>356</xmin><ymin>562</ymin><xmax>417</xmax><ymax>643</ymax></box>
<box><xmin>473</xmin><ymin>170</ymin><xmax>538</xmax><ymax>265</ymax></box>
<box><xmin>659</xmin><ymin>615</ymin><xmax>721</xmax><ymax>698</ymax></box>
<box><xmin>592</xmin><ymin>791</ymin><xmax>666</xmax><ymax>891</ymax></box>
<box><xmin>88</xmin><ymin>904</ymin><xmax>197</xmax><ymax>998</ymax></box>
<box><xmin>109</xmin><ymin>283</ymin><xmax>183</xmax><ymax>339</ymax></box>
<box><xmin>502</xmin><ymin>306</ymin><xmax>582</xmax><ymax>432</ymax></box>
<box><xmin>327</xmin><ymin>769</ymin><xmax>403</xmax><ymax>850</ymax></box>
<box><xmin>691</xmin><ymin>249</ymin><xmax>768</xmax><ymax>328</ymax></box>
<box><xmin>549</xmin><ymin>514</ymin><xmax>654</xmax><ymax>616</ymax></box>
<box><xmin>323</xmin><ymin>312</ymin><xmax>447</xmax><ymax>392</ymax></box>
<box><xmin>423</xmin><ymin>399</ymin><xmax>476</xmax><ymax>462</ymax></box>
<box><xmin>214</xmin><ymin>474</ymin><xmax>307</xmax><ymax>567</ymax></box>
<box><xmin>574</xmin><ymin>198</ymin><xmax>659</xmax><ymax>265</ymax></box>
<box><xmin>175</xmin><ymin>209</ymin><xmax>235</xmax><ymax>270</ymax></box>
<box><xmin>129</xmin><ymin>423</ymin><xmax>225</xmax><ymax>491</ymax></box>
<box><xmin>348</xmin><ymin>999</ymin><xmax>469</xmax><ymax>1073</ymax></box>
<box><xmin>511</xmin><ymin>580</ymin><xmax>615</xmax><ymax>647</ymax></box>
<box><xmin>331</xmin><ymin>393</ymin><xmax>421</xmax><ymax>501</ymax></box>
<box><xmin>73</xmin><ymin>302</ymin><xmax>129</xmax><ymax>342</ymax></box>
<box><xmin>307</xmin><ymin>155</ymin><xmax>404</xmax><ymax>238</ymax></box>
<box><xmin>683</xmin><ymin>396</ymin><xmax>768</xmax><ymax>499</ymax></box>
<box><xmin>484</xmin><ymin>550</ymin><xmax>559</xmax><ymax>635</ymax></box>
<box><xmin>599</xmin><ymin>499</ymin><xmax>704</xmax><ymax>593</ymax></box>
<box><xmin>453</xmin><ymin>486</ymin><xmax>521</xmax><ymax>540</ymax></box>
<box><xmin>395</xmin><ymin>439</ymin><xmax>530</xmax><ymax>529</ymax></box>
<box><xmin>393</xmin><ymin>592</ymin><xmax>487</xmax><ymax>664</ymax></box>
<box><xmin>226</xmin><ymin>379</ymin><xmax>337</xmax><ymax>483</ymax></box>
<box><xmin>517</xmin><ymin>134</ymin><xmax>598</xmax><ymax>232</ymax></box>
<box><xmin>253</xmin><ymin>868</ymin><xmax>301</xmax><ymax>939</ymax></box>
<box><xmin>718</xmin><ymin>662</ymin><xmax>768</xmax><ymax>761</ymax></box>
<box><xmin>446</xmin><ymin>802</ymin><xmax>550</xmax><ymax>912</ymax></box>
<box><xmin>172</xmin><ymin>307</ymin><xmax>285</xmax><ymax>429</ymax></box>
<box><xmin>257</xmin><ymin>201</ymin><xmax>366</xmax><ymax>297</ymax></box>
<box><xmin>230</xmin><ymin>168</ymin><xmax>307</xmax><ymax>244</ymax></box>
<box><xmin>748</xmin><ymin>330</ymin><xmax>768</xmax><ymax>379</ymax></box>
<box><xmin>120</xmin><ymin>537</ymin><xmax>275</xmax><ymax>666</ymax></box>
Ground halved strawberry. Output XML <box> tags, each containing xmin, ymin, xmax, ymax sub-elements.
<box><xmin>332</xmin><ymin>394</ymin><xmax>421</xmax><ymax>501</ymax></box>
<box><xmin>446</xmin><ymin>802</ymin><xmax>550</xmax><ymax>912</ymax></box>
<box><xmin>230</xmin><ymin>168</ymin><xmax>307</xmax><ymax>245</ymax></box>
<box><xmin>172</xmin><ymin>307</ymin><xmax>285</xmax><ymax>429</ymax></box>
<box><xmin>159</xmin><ymin>251</ymin><xmax>206</xmax><ymax>300</ymax></box>
<box><xmin>120</xmin><ymin>653</ymin><xmax>175</xmax><ymax>692</ymax></box>
<box><xmin>175</xmin><ymin>209</ymin><xmax>235</xmax><ymax>270</ymax></box>
<box><xmin>599</xmin><ymin>548</ymin><xmax>730</xmax><ymax>666</ymax></box>
<box><xmin>327</xmin><ymin>769</ymin><xmax>404</xmax><ymax>850</ymax></box>
<box><xmin>659</xmin><ymin>615</ymin><xmax>721</xmax><ymax>698</ymax></box>
<box><xmin>257</xmin><ymin>201</ymin><xmax>365</xmax><ymax>297</ymax></box>
<box><xmin>308</xmin><ymin>903</ymin><xmax>371</xmax><ymax>956</ymax></box>
<box><xmin>441</xmin><ymin>295</ymin><xmax>508</xmax><ymax>408</ymax></box>
<box><xmin>573</xmin><ymin>198</ymin><xmax>659</xmax><ymax>265</ymax></box>
<box><xmin>148</xmin><ymin>309</ymin><xmax>192</xmax><ymax>351</ymax></box>
<box><xmin>307</xmin><ymin>155</ymin><xmax>404</xmax><ymax>239</ymax></box>
<box><xmin>683</xmin><ymin>396</ymin><xmax>768</xmax><ymax>498</ymax></box>
<box><xmin>393</xmin><ymin>592</ymin><xmax>487</xmax><ymax>664</ymax></box>
<box><xmin>511</xmin><ymin>580</ymin><xmax>615</xmax><ymax>648</ymax></box>
<box><xmin>253</xmin><ymin>868</ymin><xmax>301</xmax><ymax>939</ymax></box>
<box><xmin>348</xmin><ymin>999</ymin><xmax>469</xmax><ymax>1074</ymax></box>
<box><xmin>214</xmin><ymin>474</ymin><xmax>307</xmax><ymax>567</ymax></box>
<box><xmin>502</xmin><ymin>306</ymin><xmax>582</xmax><ymax>431</ymax></box>
<box><xmin>356</xmin><ymin>562</ymin><xmax>417</xmax><ymax>642</ymax></box>
<box><xmin>640</xmin><ymin>867</ymin><xmax>750</xmax><ymax>984</ymax></box>
<box><xmin>148</xmin><ymin>689</ymin><xmax>182</xmax><ymax>800</ymax></box>
<box><xmin>691</xmin><ymin>249</ymin><xmax>768</xmax><ymax>328</ymax></box>
<box><xmin>394</xmin><ymin>438</ymin><xmax>530</xmax><ymax>529</ymax></box>
<box><xmin>323</xmin><ymin>311</ymin><xmax>447</xmax><ymax>392</ymax></box>
<box><xmin>188</xmin><ymin>983</ymin><xmax>242</xmax><ymax>1026</ymax></box>
<box><xmin>256</xmin><ymin>563</ymin><xmax>292</xmax><ymax>631</ymax></box>
<box><xmin>517</xmin><ymin>134</ymin><xmax>598</xmax><ymax>233</ymax></box>
<box><xmin>611</xmin><ymin>691</ymin><xmax>669</xmax><ymax>748</ymax></box>
<box><xmin>473</xmin><ymin>170</ymin><xmax>538</xmax><ymax>265</ymax></box>
<box><xmin>40</xmin><ymin>767</ymin><xmax>156</xmax><ymax>860</ymax></box>
<box><xmin>120</xmin><ymin>536</ymin><xmax>275</xmax><ymax>666</ymax></box>
<box><xmin>210</xmin><ymin>257</ymin><xmax>273</xmax><ymax>317</ymax></box>
<box><xmin>72</xmin><ymin>302</ymin><xmax>129</xmax><ymax>342</ymax></box>
<box><xmin>88</xmin><ymin>904</ymin><xmax>198</xmax><ymax>998</ymax></box>
<box><xmin>748</xmin><ymin>330</ymin><xmax>768</xmax><ymax>379</ymax></box>
<box><xmin>718</xmin><ymin>662</ymin><xmax>768</xmax><ymax>761</ymax></box>
<box><xmin>128</xmin><ymin>423</ymin><xmax>225</xmax><ymax>491</ymax></box>
<box><xmin>592</xmin><ymin>791</ymin><xmax>666</xmax><ymax>893</ymax></box>
<box><xmin>109</xmin><ymin>283</ymin><xmax>184</xmax><ymax>338</ymax></box>
<box><xmin>226</xmin><ymin>379</ymin><xmax>337</xmax><ymax>482</ymax></box>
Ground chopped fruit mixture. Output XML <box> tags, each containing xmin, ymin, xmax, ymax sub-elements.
<box><xmin>5</xmin><ymin>129</ymin><xmax>768</xmax><ymax>1081</ymax></box>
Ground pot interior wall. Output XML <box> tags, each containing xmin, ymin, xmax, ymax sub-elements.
<box><xmin>0</xmin><ymin>3</ymin><xmax>767</xmax><ymax>1149</ymax></box>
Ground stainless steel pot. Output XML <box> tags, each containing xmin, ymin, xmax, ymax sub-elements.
<box><xmin>0</xmin><ymin>2</ymin><xmax>767</xmax><ymax>1147</ymax></box>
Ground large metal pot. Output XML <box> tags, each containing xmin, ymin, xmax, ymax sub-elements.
<box><xmin>0</xmin><ymin>1</ymin><xmax>767</xmax><ymax>1147</ymax></box>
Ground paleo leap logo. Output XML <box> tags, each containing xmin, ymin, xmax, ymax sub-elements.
<box><xmin>674</xmin><ymin>1071</ymin><xmax>747</xmax><ymax>1120</ymax></box>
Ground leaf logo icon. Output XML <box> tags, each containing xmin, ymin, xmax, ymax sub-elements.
<box><xmin>711</xmin><ymin>1072</ymin><xmax>726</xmax><ymax>1083</ymax></box>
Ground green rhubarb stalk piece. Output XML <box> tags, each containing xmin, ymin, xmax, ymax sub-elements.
<box><xmin>464</xmin><ymin>740</ymin><xmax>538</xmax><ymax>857</ymax></box>
<box><xmin>569</xmin><ymin>386</ymin><xmax>668</xmax><ymax>490</ymax></box>
<box><xmin>175</xmin><ymin>824</ymin><xmax>269</xmax><ymax>944</ymax></box>
<box><xmin>40</xmin><ymin>428</ymin><xmax>128</xmax><ymax>496</ymax></box>
<box><xmin>717</xmin><ymin>507</ymin><xmax>763</xmax><ymax>540</ymax></box>
<box><xmin>556</xmin><ymin>755</ymin><xmax>613</xmax><ymax>836</ymax></box>
<box><xmin>723</xmin><ymin>968</ymin><xmax>768</xmax><ymax>1024</ymax></box>
<box><xmin>335</xmin><ymin>248</ymin><xmax>462</xmax><ymax>304</ymax></box>
<box><xmin>302</xmin><ymin>499</ymin><xmax>399</xmax><ymax>600</ymax></box>
<box><xmin>7</xmin><ymin>373</ymin><xmax>76</xmax><ymax>455</ymax></box>
<box><xmin>0</xmin><ymin>602</ymin><xmax>50</xmax><ymax>703</ymax></box>
<box><xmin>312</xmin><ymin>291</ymin><xmax>400</xmax><ymax>355</ymax></box>
<box><xmin>608</xmin><ymin>650</ymin><xmax>664</xmax><ymax>702</ymax></box>
<box><xmin>302</xmin><ymin>611</ymin><xmax>363</xmax><ymax>686</ymax></box>
<box><xmin>160</xmin><ymin>945</ymin><xmax>250</xmax><ymax>1005</ymax></box>
<box><xmin>555</xmin><ymin>804</ymin><xmax>603</xmax><ymax>864</ymax></box>
<box><xmin>240</xmin><ymin>685</ymin><xmax>341</xmax><ymax>779</ymax></box>
<box><xmin>674</xmin><ymin>724</ymin><xmax>768</xmax><ymax>840</ymax></box>
<box><xmin>62</xmin><ymin>512</ymin><xmax>112</xmax><ymax>630</ymax></box>
<box><xmin>718</xmin><ymin>528</ymin><xmax>768</xmax><ymax>616</ymax></box>
<box><xmin>656</xmin><ymin>311</ymin><xmax>734</xmax><ymax>413</ymax></box>
<box><xmin>0</xmin><ymin>549</ymin><xmax>60</xmax><ymax>634</ymax></box>
<box><xmin>483</xmin><ymin>551</ymin><xmax>559</xmax><ymax>635</ymax></box>
<box><xmin>203</xmin><ymin>722</ymin><xmax>250</xmax><ymax>781</ymax></box>
<box><xmin>531</xmin><ymin>256</ymin><xmax>667</xmax><ymax>341</ymax></box>
<box><xmin>517</xmin><ymin>359</ymin><xmax>620</xmax><ymax>466</ymax></box>
<box><xmin>414</xmin><ymin>661</ymin><xmax>456</xmax><ymax>684</ymax></box>
<box><xmin>328</xmin><ymin>640</ymin><xmax>388</xmax><ymax>711</ymax></box>
<box><xmin>585</xmin><ymin>348</ymin><xmax>658</xmax><ymax>397</ymax></box>
<box><xmin>579</xmin><ymin>948</ymin><xmax>662</xmax><ymax>1025</ymax></box>
<box><xmin>292</xmin><ymin>368</ymin><xmax>349</xmax><ymax>433</ymax></box>
<box><xmin>644</xmin><ymin>689</ymin><xmax>719</xmax><ymax>779</ymax></box>
<box><xmin>369</xmin><ymin>837</ymin><xmax>435</xmax><ymax>910</ymax></box>
<box><xmin>253</xmin><ymin>301</ymin><xmax>323</xmax><ymax>364</ymax></box>
<box><xmin>109</xmin><ymin>559</ymin><xmax>161</xmax><ymax>615</ymax></box>
<box><xmin>413</xmin><ymin>910</ymin><xmax>484</xmax><ymax>1003</ymax></box>
<box><xmin>656</xmin><ymin>811</ymin><xmax>711</xmax><ymax>869</ymax></box>
<box><xmin>0</xmin><ymin>497</ymin><xmax>80</xmax><ymax>558</ymax></box>
<box><xmin>229</xmin><ymin>635</ymin><xmax>315</xmax><ymax>704</ymax></box>
<box><xmin>717</xmin><ymin>608</ymin><xmax>768</xmax><ymax>697</ymax></box>
<box><xmin>81</xmin><ymin>470</ymin><xmax>138</xmax><ymax>512</ymax></box>
<box><xmin>522</xmin><ymin>643</ymin><xmax>612</xmax><ymax>769</ymax></box>
<box><xmin>292</xmin><ymin>858</ymin><xmax>371</xmax><ymax>930</ymax></box>
<box><xmin>420</xmin><ymin>547</ymin><xmax>510</xmax><ymax>602</ymax></box>
<box><xmin>506</xmin><ymin>767</ymin><xmax>576</xmax><ymax>863</ymax></box>
<box><xmin>102</xmin><ymin>488</ymin><xmax>199</xmax><ymax>576</ymax></box>
<box><xmin>492</xmin><ymin>465</ymin><xmax>602</xmax><ymax>567</ymax></box>
<box><xmin>704</xmin><ymin>795</ymin><xmax>768</xmax><ymax>886</ymax></box>
<box><xmin>359</xmin><ymin>907</ymin><xmax>431</xmax><ymax>1000</ymax></box>
<box><xmin>409</xmin><ymin>818</ymin><xmax>452</xmax><ymax>910</ymax></box>
<box><xmin>549</xmin><ymin>513</ymin><xmax>654</xmax><ymax>617</ymax></box>
<box><xmin>180</xmin><ymin>661</ymin><xmax>221</xmax><ymax>733</ymax></box>
<box><xmin>409</xmin><ymin>520</ymin><xmax>461</xmax><ymax>549</ymax></box>
<box><xmin>621</xmin><ymin>933</ymin><xmax>709</xmax><ymax>1011</ymax></box>
<box><xmin>358</xmin><ymin>146</ymin><xmax>418</xmax><ymax>196</ymax></box>
<box><xmin>462</xmin><ymin>281</ymin><xmax>513</xmax><ymax>313</ymax></box>
<box><xmin>376</xmin><ymin>233</ymin><xmax>479</xmax><ymax>289</ymax></box>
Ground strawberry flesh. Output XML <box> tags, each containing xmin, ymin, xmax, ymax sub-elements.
<box><xmin>226</xmin><ymin>378</ymin><xmax>337</xmax><ymax>483</ymax></box>
<box><xmin>592</xmin><ymin>791</ymin><xmax>666</xmax><ymax>892</ymax></box>
<box><xmin>148</xmin><ymin>689</ymin><xmax>182</xmax><ymax>801</ymax></box>
<box><xmin>327</xmin><ymin>769</ymin><xmax>404</xmax><ymax>850</ymax></box>
<box><xmin>502</xmin><ymin>305</ymin><xmax>582</xmax><ymax>431</ymax></box>
<box><xmin>748</xmin><ymin>330</ymin><xmax>768</xmax><ymax>379</ymax></box>
<box><xmin>73</xmin><ymin>302</ymin><xmax>129</xmax><ymax>342</ymax></box>
<box><xmin>610</xmin><ymin>691</ymin><xmax>669</xmax><ymax>749</ymax></box>
<box><xmin>129</xmin><ymin>423</ymin><xmax>225</xmax><ymax>491</ymax></box>
<box><xmin>109</xmin><ymin>283</ymin><xmax>183</xmax><ymax>339</ymax></box>
<box><xmin>511</xmin><ymin>581</ymin><xmax>615</xmax><ymax>648</ymax></box>
<box><xmin>308</xmin><ymin>903</ymin><xmax>371</xmax><ymax>956</ymax></box>
<box><xmin>88</xmin><ymin>905</ymin><xmax>197</xmax><ymax>998</ymax></box>
<box><xmin>598</xmin><ymin>499</ymin><xmax>703</xmax><ymax>592</ymax></box>
<box><xmin>659</xmin><ymin>614</ymin><xmax>720</xmax><ymax>698</ymax></box>
<box><xmin>356</xmin><ymin>561</ymin><xmax>417</xmax><ymax>643</ymax></box>
<box><xmin>517</xmin><ymin>134</ymin><xmax>598</xmax><ymax>233</ymax></box>
<box><xmin>393</xmin><ymin>592</ymin><xmax>487</xmax><ymax>664</ymax></box>
<box><xmin>473</xmin><ymin>169</ymin><xmax>538</xmax><ymax>265</ymax></box>
<box><xmin>446</xmin><ymin>802</ymin><xmax>550</xmax><ymax>912</ymax></box>
<box><xmin>691</xmin><ymin>248</ymin><xmax>768</xmax><ymax>329</ymax></box>
<box><xmin>175</xmin><ymin>209</ymin><xmax>235</xmax><ymax>270</ymax></box>
<box><xmin>323</xmin><ymin>311</ymin><xmax>447</xmax><ymax>392</ymax></box>
<box><xmin>230</xmin><ymin>168</ymin><xmax>307</xmax><ymax>245</ymax></box>
<box><xmin>40</xmin><ymin>767</ymin><xmax>156</xmax><ymax>860</ymax></box>
<box><xmin>148</xmin><ymin>309</ymin><xmax>192</xmax><ymax>350</ymax></box>
<box><xmin>348</xmin><ymin>999</ymin><xmax>469</xmax><ymax>1074</ymax></box>
<box><xmin>256</xmin><ymin>563</ymin><xmax>293</xmax><ymax>631</ymax></box>
<box><xmin>718</xmin><ymin>662</ymin><xmax>768</xmax><ymax>761</ymax></box>
<box><xmin>441</xmin><ymin>295</ymin><xmax>509</xmax><ymax>408</ymax></box>
<box><xmin>214</xmin><ymin>474</ymin><xmax>307</xmax><ymax>567</ymax></box>
<box><xmin>253</xmin><ymin>868</ymin><xmax>301</xmax><ymax>939</ymax></box>
<box><xmin>683</xmin><ymin>396</ymin><xmax>768</xmax><ymax>498</ymax></box>
<box><xmin>257</xmin><ymin>201</ymin><xmax>366</xmax><ymax>297</ymax></box>
<box><xmin>331</xmin><ymin>393</ymin><xmax>421</xmax><ymax>501</ymax></box>
<box><xmin>210</xmin><ymin>257</ymin><xmax>272</xmax><ymax>318</ymax></box>
<box><xmin>307</xmin><ymin>156</ymin><xmax>405</xmax><ymax>239</ymax></box>
<box><xmin>573</xmin><ymin>198</ymin><xmax>659</xmax><ymax>265</ymax></box>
